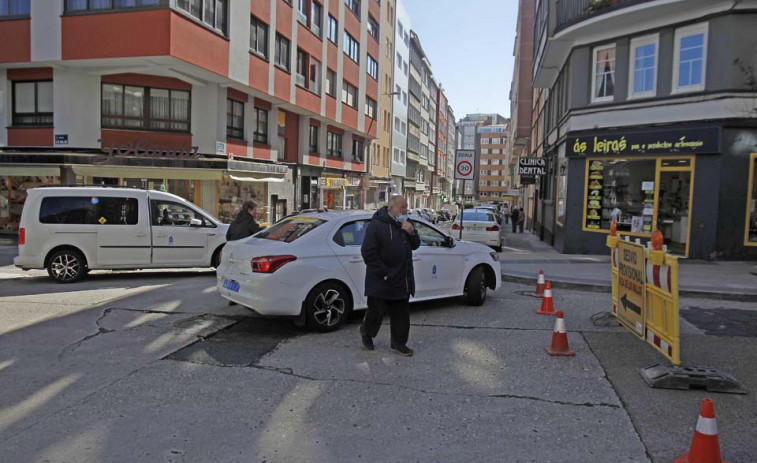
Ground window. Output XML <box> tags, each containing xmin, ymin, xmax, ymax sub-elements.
<box><xmin>397</xmin><ymin>21</ymin><xmax>403</xmax><ymax>37</ymax></box>
<box><xmin>343</xmin><ymin>31</ymin><xmax>359</xmax><ymax>63</ymax></box>
<box><xmin>592</xmin><ymin>44</ymin><xmax>615</xmax><ymax>103</ymax></box>
<box><xmin>40</xmin><ymin>196</ymin><xmax>139</xmax><ymax>225</ymax></box>
<box><xmin>385</xmin><ymin>38</ymin><xmax>392</xmax><ymax>59</ymax></box>
<box><xmin>254</xmin><ymin>107</ymin><xmax>268</xmax><ymax>144</ymax></box>
<box><xmin>101</xmin><ymin>84</ymin><xmax>190</xmax><ymax>132</ymax></box>
<box><xmin>402</xmin><ymin>91</ymin><xmax>407</xmax><ymax>105</ymax></box>
<box><xmin>333</xmin><ymin>220</ymin><xmax>370</xmax><ymax>246</ymax></box>
<box><xmin>746</xmin><ymin>154</ymin><xmax>757</xmax><ymax>245</ymax></box>
<box><xmin>401</xmin><ymin>121</ymin><xmax>406</xmax><ymax>135</ymax></box>
<box><xmin>367</xmin><ymin>55</ymin><xmax>378</xmax><ymax>80</ymax></box>
<box><xmin>296</xmin><ymin>49</ymin><xmax>309</xmax><ymax>87</ymax></box>
<box><xmin>556</xmin><ymin>160</ymin><xmax>568</xmax><ymax>227</ymax></box>
<box><xmin>673</xmin><ymin>23</ymin><xmax>707</xmax><ymax>93</ymax></box>
<box><xmin>412</xmin><ymin>221</ymin><xmax>447</xmax><ymax>247</ymax></box>
<box><xmin>297</xmin><ymin>0</ymin><xmax>308</xmax><ymax>24</ymax></box>
<box><xmin>394</xmin><ymin>116</ymin><xmax>400</xmax><ymax>132</ymax></box>
<box><xmin>344</xmin><ymin>0</ymin><xmax>359</xmax><ymax>18</ymax></box>
<box><xmin>12</xmin><ymin>81</ymin><xmax>53</xmax><ymax>126</ymax></box>
<box><xmin>395</xmin><ymin>84</ymin><xmax>401</xmax><ymax>97</ymax></box>
<box><xmin>327</xmin><ymin>15</ymin><xmax>338</xmax><ymax>43</ymax></box>
<box><xmin>365</xmin><ymin>97</ymin><xmax>377</xmax><ymax>119</ymax></box>
<box><xmin>341</xmin><ymin>81</ymin><xmax>357</xmax><ymax>108</ymax></box>
<box><xmin>367</xmin><ymin>15</ymin><xmax>379</xmax><ymax>41</ymax></box>
<box><xmin>250</xmin><ymin>16</ymin><xmax>269</xmax><ymax>59</ymax></box>
<box><xmin>327</xmin><ymin>131</ymin><xmax>343</xmax><ymax>157</ymax></box>
<box><xmin>629</xmin><ymin>35</ymin><xmax>658</xmax><ymax>98</ymax></box>
<box><xmin>257</xmin><ymin>217</ymin><xmax>325</xmax><ymax>243</ymax></box>
<box><xmin>396</xmin><ymin>52</ymin><xmax>402</xmax><ymax>68</ymax></box>
<box><xmin>1</xmin><ymin>0</ymin><xmax>29</xmax><ymax>17</ymax></box>
<box><xmin>309</xmin><ymin>57</ymin><xmax>322</xmax><ymax>93</ymax></box>
<box><xmin>175</xmin><ymin>0</ymin><xmax>228</xmax><ymax>35</ymax></box>
<box><xmin>309</xmin><ymin>125</ymin><xmax>319</xmax><ymax>153</ymax></box>
<box><xmin>151</xmin><ymin>200</ymin><xmax>210</xmax><ymax>227</ymax></box>
<box><xmin>275</xmin><ymin>34</ymin><xmax>291</xmax><ymax>71</ymax></box>
<box><xmin>326</xmin><ymin>69</ymin><xmax>336</xmax><ymax>96</ymax></box>
<box><xmin>310</xmin><ymin>1</ymin><xmax>322</xmax><ymax>36</ymax></box>
<box><xmin>65</xmin><ymin>0</ymin><xmax>159</xmax><ymax>13</ymax></box>
<box><xmin>226</xmin><ymin>98</ymin><xmax>244</xmax><ymax>139</ymax></box>
<box><xmin>352</xmin><ymin>139</ymin><xmax>364</xmax><ymax>162</ymax></box>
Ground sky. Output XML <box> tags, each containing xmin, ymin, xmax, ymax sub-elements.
<box><xmin>403</xmin><ymin>0</ymin><xmax>519</xmax><ymax>121</ymax></box>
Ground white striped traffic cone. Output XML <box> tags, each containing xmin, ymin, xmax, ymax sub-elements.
<box><xmin>545</xmin><ymin>311</ymin><xmax>575</xmax><ymax>356</ymax></box>
<box><xmin>536</xmin><ymin>282</ymin><xmax>556</xmax><ymax>315</ymax></box>
<box><xmin>675</xmin><ymin>398</ymin><xmax>730</xmax><ymax>463</ymax></box>
<box><xmin>532</xmin><ymin>270</ymin><xmax>546</xmax><ymax>297</ymax></box>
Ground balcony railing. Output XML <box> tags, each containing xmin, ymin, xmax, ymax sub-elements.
<box><xmin>555</xmin><ymin>0</ymin><xmax>656</xmax><ymax>34</ymax></box>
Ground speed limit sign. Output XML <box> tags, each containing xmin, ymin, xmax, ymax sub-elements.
<box><xmin>454</xmin><ymin>150</ymin><xmax>475</xmax><ymax>180</ymax></box>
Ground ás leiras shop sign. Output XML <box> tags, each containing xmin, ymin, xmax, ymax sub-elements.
<box><xmin>568</xmin><ymin>127</ymin><xmax>720</xmax><ymax>157</ymax></box>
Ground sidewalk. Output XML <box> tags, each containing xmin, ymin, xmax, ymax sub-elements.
<box><xmin>499</xmin><ymin>225</ymin><xmax>757</xmax><ymax>301</ymax></box>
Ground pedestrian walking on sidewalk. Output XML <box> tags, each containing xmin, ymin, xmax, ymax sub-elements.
<box><xmin>359</xmin><ymin>195</ymin><xmax>421</xmax><ymax>356</ymax></box>
<box><xmin>503</xmin><ymin>203</ymin><xmax>510</xmax><ymax>224</ymax></box>
<box><xmin>518</xmin><ymin>207</ymin><xmax>525</xmax><ymax>233</ymax></box>
<box><xmin>226</xmin><ymin>200</ymin><xmax>261</xmax><ymax>241</ymax></box>
<box><xmin>511</xmin><ymin>207</ymin><xmax>519</xmax><ymax>233</ymax></box>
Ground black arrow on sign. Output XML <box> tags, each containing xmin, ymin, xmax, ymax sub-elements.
<box><xmin>620</xmin><ymin>294</ymin><xmax>642</xmax><ymax>315</ymax></box>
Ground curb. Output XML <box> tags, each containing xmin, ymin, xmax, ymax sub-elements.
<box><xmin>501</xmin><ymin>272</ymin><xmax>757</xmax><ymax>302</ymax></box>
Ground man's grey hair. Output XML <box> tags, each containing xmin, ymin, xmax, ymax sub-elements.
<box><xmin>388</xmin><ymin>195</ymin><xmax>405</xmax><ymax>207</ymax></box>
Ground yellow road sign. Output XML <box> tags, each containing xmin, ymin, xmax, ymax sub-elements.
<box><xmin>616</xmin><ymin>240</ymin><xmax>646</xmax><ymax>337</ymax></box>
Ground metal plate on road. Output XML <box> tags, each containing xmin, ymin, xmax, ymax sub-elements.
<box><xmin>616</xmin><ymin>240</ymin><xmax>646</xmax><ymax>337</ymax></box>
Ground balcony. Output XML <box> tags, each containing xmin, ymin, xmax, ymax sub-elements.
<box><xmin>554</xmin><ymin>0</ymin><xmax>655</xmax><ymax>35</ymax></box>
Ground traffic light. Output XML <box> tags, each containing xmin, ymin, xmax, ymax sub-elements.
<box><xmin>440</xmin><ymin>194</ymin><xmax>446</xmax><ymax>202</ymax></box>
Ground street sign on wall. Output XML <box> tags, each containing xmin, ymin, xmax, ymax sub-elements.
<box><xmin>616</xmin><ymin>240</ymin><xmax>646</xmax><ymax>337</ymax></box>
<box><xmin>454</xmin><ymin>150</ymin><xmax>475</xmax><ymax>180</ymax></box>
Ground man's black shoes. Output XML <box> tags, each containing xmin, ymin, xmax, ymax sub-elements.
<box><xmin>391</xmin><ymin>344</ymin><xmax>414</xmax><ymax>356</ymax></box>
<box><xmin>360</xmin><ymin>328</ymin><xmax>374</xmax><ymax>351</ymax></box>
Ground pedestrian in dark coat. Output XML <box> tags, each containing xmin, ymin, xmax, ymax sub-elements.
<box><xmin>511</xmin><ymin>207</ymin><xmax>520</xmax><ymax>233</ymax></box>
<box><xmin>360</xmin><ymin>195</ymin><xmax>421</xmax><ymax>356</ymax></box>
<box><xmin>226</xmin><ymin>200</ymin><xmax>261</xmax><ymax>241</ymax></box>
<box><xmin>518</xmin><ymin>207</ymin><xmax>525</xmax><ymax>233</ymax></box>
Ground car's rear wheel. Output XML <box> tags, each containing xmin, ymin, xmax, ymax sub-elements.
<box><xmin>465</xmin><ymin>266</ymin><xmax>487</xmax><ymax>306</ymax></box>
<box><xmin>211</xmin><ymin>246</ymin><xmax>223</xmax><ymax>269</ymax></box>
<box><xmin>47</xmin><ymin>249</ymin><xmax>86</xmax><ymax>284</ymax></box>
<box><xmin>304</xmin><ymin>282</ymin><xmax>351</xmax><ymax>332</ymax></box>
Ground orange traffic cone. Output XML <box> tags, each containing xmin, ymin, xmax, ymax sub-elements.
<box><xmin>675</xmin><ymin>399</ymin><xmax>730</xmax><ymax>463</ymax></box>
<box><xmin>546</xmin><ymin>311</ymin><xmax>575</xmax><ymax>356</ymax></box>
<box><xmin>536</xmin><ymin>281</ymin><xmax>556</xmax><ymax>315</ymax></box>
<box><xmin>532</xmin><ymin>270</ymin><xmax>546</xmax><ymax>297</ymax></box>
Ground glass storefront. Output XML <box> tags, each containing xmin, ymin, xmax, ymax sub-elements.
<box><xmin>0</xmin><ymin>175</ymin><xmax>60</xmax><ymax>234</ymax></box>
<box><xmin>218</xmin><ymin>178</ymin><xmax>268</xmax><ymax>224</ymax></box>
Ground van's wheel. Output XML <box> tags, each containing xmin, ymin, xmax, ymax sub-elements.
<box><xmin>465</xmin><ymin>267</ymin><xmax>487</xmax><ymax>306</ymax></box>
<box><xmin>304</xmin><ymin>282</ymin><xmax>351</xmax><ymax>332</ymax></box>
<box><xmin>47</xmin><ymin>249</ymin><xmax>86</xmax><ymax>284</ymax></box>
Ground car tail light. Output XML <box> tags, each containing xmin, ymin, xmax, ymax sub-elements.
<box><xmin>251</xmin><ymin>255</ymin><xmax>297</xmax><ymax>273</ymax></box>
<box><xmin>486</xmin><ymin>225</ymin><xmax>500</xmax><ymax>232</ymax></box>
<box><xmin>18</xmin><ymin>228</ymin><xmax>25</xmax><ymax>245</ymax></box>
<box><xmin>451</xmin><ymin>223</ymin><xmax>463</xmax><ymax>230</ymax></box>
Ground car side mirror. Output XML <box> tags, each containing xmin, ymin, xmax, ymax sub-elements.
<box><xmin>444</xmin><ymin>235</ymin><xmax>455</xmax><ymax>248</ymax></box>
<box><xmin>189</xmin><ymin>218</ymin><xmax>203</xmax><ymax>227</ymax></box>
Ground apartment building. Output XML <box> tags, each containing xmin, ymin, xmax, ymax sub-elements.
<box><xmin>456</xmin><ymin>113</ymin><xmax>507</xmax><ymax>202</ymax></box>
<box><xmin>531</xmin><ymin>0</ymin><xmax>757</xmax><ymax>259</ymax></box>
<box><xmin>0</xmin><ymin>0</ymin><xmax>381</xmax><ymax>232</ymax></box>
<box><xmin>478</xmin><ymin>123</ymin><xmax>508</xmax><ymax>203</ymax></box>
<box><xmin>434</xmin><ymin>88</ymin><xmax>449</xmax><ymax>209</ymax></box>
<box><xmin>390</xmin><ymin>0</ymin><xmax>409</xmax><ymax>200</ymax></box>
<box><xmin>445</xmin><ymin>104</ymin><xmax>456</xmax><ymax>199</ymax></box>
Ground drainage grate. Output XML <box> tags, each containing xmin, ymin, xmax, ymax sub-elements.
<box><xmin>640</xmin><ymin>363</ymin><xmax>747</xmax><ymax>394</ymax></box>
<box><xmin>681</xmin><ymin>307</ymin><xmax>757</xmax><ymax>337</ymax></box>
<box><xmin>165</xmin><ymin>318</ymin><xmax>302</xmax><ymax>367</ymax></box>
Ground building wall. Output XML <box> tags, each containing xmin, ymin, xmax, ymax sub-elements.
<box><xmin>390</xmin><ymin>0</ymin><xmax>410</xmax><ymax>186</ymax></box>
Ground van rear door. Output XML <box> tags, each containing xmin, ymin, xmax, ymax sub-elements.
<box><xmin>96</xmin><ymin>194</ymin><xmax>151</xmax><ymax>267</ymax></box>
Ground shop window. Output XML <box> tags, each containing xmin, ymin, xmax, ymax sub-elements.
<box><xmin>673</xmin><ymin>23</ymin><xmax>707</xmax><ymax>93</ymax></box>
<box><xmin>1</xmin><ymin>0</ymin><xmax>30</xmax><ymax>17</ymax></box>
<box><xmin>226</xmin><ymin>98</ymin><xmax>244</xmax><ymax>140</ymax></box>
<box><xmin>327</xmin><ymin>131</ymin><xmax>342</xmax><ymax>158</ymax></box>
<box><xmin>746</xmin><ymin>154</ymin><xmax>757</xmax><ymax>246</ymax></box>
<box><xmin>584</xmin><ymin>158</ymin><xmax>655</xmax><ymax>233</ymax></box>
<box><xmin>12</xmin><ymin>81</ymin><xmax>53</xmax><ymax>126</ymax></box>
<box><xmin>40</xmin><ymin>196</ymin><xmax>138</xmax><ymax>225</ymax></box>
<box><xmin>218</xmin><ymin>179</ymin><xmax>267</xmax><ymax>224</ymax></box>
<box><xmin>556</xmin><ymin>160</ymin><xmax>568</xmax><ymax>226</ymax></box>
<box><xmin>253</xmin><ymin>107</ymin><xmax>268</xmax><ymax>144</ymax></box>
<box><xmin>250</xmin><ymin>16</ymin><xmax>269</xmax><ymax>59</ymax></box>
<box><xmin>101</xmin><ymin>84</ymin><xmax>190</xmax><ymax>132</ymax></box>
<box><xmin>592</xmin><ymin>44</ymin><xmax>616</xmax><ymax>103</ymax></box>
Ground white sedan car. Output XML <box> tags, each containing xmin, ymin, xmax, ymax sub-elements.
<box><xmin>451</xmin><ymin>208</ymin><xmax>502</xmax><ymax>251</ymax></box>
<box><xmin>217</xmin><ymin>211</ymin><xmax>501</xmax><ymax>332</ymax></box>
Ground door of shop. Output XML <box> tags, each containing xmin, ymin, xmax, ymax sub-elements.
<box><xmin>655</xmin><ymin>157</ymin><xmax>695</xmax><ymax>256</ymax></box>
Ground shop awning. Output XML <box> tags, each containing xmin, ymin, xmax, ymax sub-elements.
<box><xmin>228</xmin><ymin>173</ymin><xmax>285</xmax><ymax>183</ymax></box>
<box><xmin>0</xmin><ymin>165</ymin><xmax>61</xmax><ymax>177</ymax></box>
<box><xmin>72</xmin><ymin>166</ymin><xmax>223</xmax><ymax>180</ymax></box>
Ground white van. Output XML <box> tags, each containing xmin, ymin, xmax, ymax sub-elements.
<box><xmin>14</xmin><ymin>187</ymin><xmax>229</xmax><ymax>283</ymax></box>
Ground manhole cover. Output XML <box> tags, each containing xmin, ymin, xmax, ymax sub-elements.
<box><xmin>681</xmin><ymin>307</ymin><xmax>757</xmax><ymax>337</ymax></box>
<box><xmin>165</xmin><ymin>318</ymin><xmax>303</xmax><ymax>367</ymax></box>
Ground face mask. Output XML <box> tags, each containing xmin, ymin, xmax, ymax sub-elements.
<box><xmin>398</xmin><ymin>215</ymin><xmax>408</xmax><ymax>223</ymax></box>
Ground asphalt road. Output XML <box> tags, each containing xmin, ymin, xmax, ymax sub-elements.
<box><xmin>0</xmin><ymin>252</ymin><xmax>755</xmax><ymax>462</ymax></box>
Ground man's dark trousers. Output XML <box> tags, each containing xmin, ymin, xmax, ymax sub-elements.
<box><xmin>361</xmin><ymin>297</ymin><xmax>410</xmax><ymax>347</ymax></box>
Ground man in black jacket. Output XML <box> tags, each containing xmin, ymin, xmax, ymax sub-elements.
<box><xmin>360</xmin><ymin>195</ymin><xmax>421</xmax><ymax>356</ymax></box>
<box><xmin>226</xmin><ymin>200</ymin><xmax>261</xmax><ymax>241</ymax></box>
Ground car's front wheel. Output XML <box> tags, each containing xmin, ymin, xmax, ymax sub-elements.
<box><xmin>47</xmin><ymin>249</ymin><xmax>87</xmax><ymax>284</ymax></box>
<box><xmin>304</xmin><ymin>282</ymin><xmax>352</xmax><ymax>332</ymax></box>
<box><xmin>465</xmin><ymin>266</ymin><xmax>488</xmax><ymax>306</ymax></box>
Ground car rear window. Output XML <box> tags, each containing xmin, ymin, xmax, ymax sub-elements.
<box><xmin>39</xmin><ymin>196</ymin><xmax>139</xmax><ymax>225</ymax></box>
<box><xmin>461</xmin><ymin>211</ymin><xmax>494</xmax><ymax>222</ymax></box>
<box><xmin>256</xmin><ymin>217</ymin><xmax>326</xmax><ymax>243</ymax></box>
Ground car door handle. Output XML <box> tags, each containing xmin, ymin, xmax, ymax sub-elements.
<box><xmin>348</xmin><ymin>258</ymin><xmax>363</xmax><ymax>263</ymax></box>
<box><xmin>135</xmin><ymin>233</ymin><xmax>146</xmax><ymax>237</ymax></box>
<box><xmin>208</xmin><ymin>233</ymin><xmax>216</xmax><ymax>236</ymax></box>
<box><xmin>412</xmin><ymin>257</ymin><xmax>421</xmax><ymax>261</ymax></box>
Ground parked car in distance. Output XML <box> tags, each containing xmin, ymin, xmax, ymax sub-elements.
<box><xmin>217</xmin><ymin>211</ymin><xmax>501</xmax><ymax>332</ymax></box>
<box><xmin>451</xmin><ymin>208</ymin><xmax>502</xmax><ymax>252</ymax></box>
<box><xmin>15</xmin><ymin>186</ymin><xmax>228</xmax><ymax>283</ymax></box>
<box><xmin>422</xmin><ymin>208</ymin><xmax>438</xmax><ymax>223</ymax></box>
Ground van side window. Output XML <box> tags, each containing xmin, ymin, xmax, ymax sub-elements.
<box><xmin>39</xmin><ymin>197</ymin><xmax>139</xmax><ymax>225</ymax></box>
<box><xmin>151</xmin><ymin>200</ymin><xmax>212</xmax><ymax>227</ymax></box>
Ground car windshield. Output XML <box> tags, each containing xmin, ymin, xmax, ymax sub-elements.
<box><xmin>255</xmin><ymin>217</ymin><xmax>326</xmax><ymax>243</ymax></box>
<box><xmin>461</xmin><ymin>211</ymin><xmax>494</xmax><ymax>222</ymax></box>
